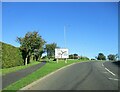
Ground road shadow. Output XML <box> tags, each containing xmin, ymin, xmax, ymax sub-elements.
<box><xmin>112</xmin><ymin>61</ymin><xmax>120</xmax><ymax>67</ymax></box>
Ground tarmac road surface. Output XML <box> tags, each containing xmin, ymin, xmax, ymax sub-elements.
<box><xmin>21</xmin><ymin>61</ymin><xmax>119</xmax><ymax>90</ymax></box>
<box><xmin>2</xmin><ymin>61</ymin><xmax>46</xmax><ymax>89</ymax></box>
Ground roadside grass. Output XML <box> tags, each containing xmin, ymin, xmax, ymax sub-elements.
<box><xmin>2</xmin><ymin>59</ymin><xmax>88</xmax><ymax>91</ymax></box>
<box><xmin>1</xmin><ymin>61</ymin><xmax>40</xmax><ymax>76</ymax></box>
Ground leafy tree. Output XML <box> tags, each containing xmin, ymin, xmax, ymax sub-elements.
<box><xmin>73</xmin><ymin>54</ymin><xmax>78</xmax><ymax>59</ymax></box>
<box><xmin>79</xmin><ymin>56</ymin><xmax>89</xmax><ymax>60</ymax></box>
<box><xmin>17</xmin><ymin>31</ymin><xmax>46</xmax><ymax>65</ymax></box>
<box><xmin>69</xmin><ymin>54</ymin><xmax>74</xmax><ymax>59</ymax></box>
<box><xmin>97</xmin><ymin>53</ymin><xmax>106</xmax><ymax>60</ymax></box>
<box><xmin>107</xmin><ymin>54</ymin><xmax>116</xmax><ymax>61</ymax></box>
<box><xmin>33</xmin><ymin>48</ymin><xmax>44</xmax><ymax>61</ymax></box>
<box><xmin>42</xmin><ymin>55</ymin><xmax>47</xmax><ymax>59</ymax></box>
<box><xmin>115</xmin><ymin>54</ymin><xmax>119</xmax><ymax>61</ymax></box>
<box><xmin>69</xmin><ymin>54</ymin><xmax>79</xmax><ymax>59</ymax></box>
<box><xmin>95</xmin><ymin>56</ymin><xmax>98</xmax><ymax>60</ymax></box>
<box><xmin>45</xmin><ymin>43</ymin><xmax>57</xmax><ymax>59</ymax></box>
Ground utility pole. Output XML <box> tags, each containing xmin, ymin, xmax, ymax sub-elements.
<box><xmin>64</xmin><ymin>26</ymin><xmax>67</xmax><ymax>63</ymax></box>
<box><xmin>64</xmin><ymin>26</ymin><xmax>66</xmax><ymax>48</ymax></box>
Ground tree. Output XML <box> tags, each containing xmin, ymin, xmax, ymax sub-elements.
<box><xmin>79</xmin><ymin>56</ymin><xmax>89</xmax><ymax>60</ymax></box>
<box><xmin>33</xmin><ymin>48</ymin><xmax>44</xmax><ymax>61</ymax></box>
<box><xmin>17</xmin><ymin>31</ymin><xmax>46</xmax><ymax>65</ymax></box>
<box><xmin>97</xmin><ymin>53</ymin><xmax>106</xmax><ymax>60</ymax></box>
<box><xmin>73</xmin><ymin>54</ymin><xmax>78</xmax><ymax>59</ymax></box>
<box><xmin>107</xmin><ymin>54</ymin><xmax>116</xmax><ymax>61</ymax></box>
<box><xmin>115</xmin><ymin>54</ymin><xmax>119</xmax><ymax>61</ymax></box>
<box><xmin>45</xmin><ymin>43</ymin><xmax>57</xmax><ymax>59</ymax></box>
<box><xmin>69</xmin><ymin>54</ymin><xmax>79</xmax><ymax>59</ymax></box>
<box><xmin>69</xmin><ymin>54</ymin><xmax>74</xmax><ymax>59</ymax></box>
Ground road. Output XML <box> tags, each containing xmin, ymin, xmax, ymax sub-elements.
<box><xmin>2</xmin><ymin>61</ymin><xmax>46</xmax><ymax>89</ymax></box>
<box><xmin>21</xmin><ymin>61</ymin><xmax>119</xmax><ymax>90</ymax></box>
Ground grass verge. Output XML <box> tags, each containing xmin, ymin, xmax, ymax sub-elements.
<box><xmin>1</xmin><ymin>61</ymin><xmax>40</xmax><ymax>76</ymax></box>
<box><xmin>2</xmin><ymin>59</ymin><xmax>88</xmax><ymax>92</ymax></box>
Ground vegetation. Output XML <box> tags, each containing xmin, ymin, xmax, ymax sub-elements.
<box><xmin>107</xmin><ymin>54</ymin><xmax>116</xmax><ymax>61</ymax></box>
<box><xmin>17</xmin><ymin>31</ymin><xmax>46</xmax><ymax>65</ymax></box>
<box><xmin>1</xmin><ymin>42</ymin><xmax>24</xmax><ymax>68</ymax></box>
<box><xmin>45</xmin><ymin>43</ymin><xmax>58</xmax><ymax>59</ymax></box>
<box><xmin>96</xmin><ymin>53</ymin><xmax>106</xmax><ymax>60</ymax></box>
<box><xmin>69</xmin><ymin>54</ymin><xmax>89</xmax><ymax>60</ymax></box>
<box><xmin>1</xmin><ymin>61</ymin><xmax>40</xmax><ymax>75</ymax></box>
<box><xmin>69</xmin><ymin>54</ymin><xmax>79</xmax><ymax>59</ymax></box>
<box><xmin>2</xmin><ymin>30</ymin><xmax>118</xmax><ymax>91</ymax></box>
<box><xmin>91</xmin><ymin>58</ymin><xmax>96</xmax><ymax>60</ymax></box>
<box><xmin>79</xmin><ymin>56</ymin><xmax>89</xmax><ymax>60</ymax></box>
<box><xmin>115</xmin><ymin>54</ymin><xmax>119</xmax><ymax>61</ymax></box>
<box><xmin>3</xmin><ymin>59</ymin><xmax>87</xmax><ymax>91</ymax></box>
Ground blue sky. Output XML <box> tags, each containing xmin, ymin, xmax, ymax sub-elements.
<box><xmin>2</xmin><ymin>2</ymin><xmax>118</xmax><ymax>59</ymax></box>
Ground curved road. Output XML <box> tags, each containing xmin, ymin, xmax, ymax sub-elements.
<box><xmin>21</xmin><ymin>61</ymin><xmax>119</xmax><ymax>90</ymax></box>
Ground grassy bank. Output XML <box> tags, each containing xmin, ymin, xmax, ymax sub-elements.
<box><xmin>3</xmin><ymin>59</ymin><xmax>88</xmax><ymax>91</ymax></box>
<box><xmin>1</xmin><ymin>61</ymin><xmax>40</xmax><ymax>76</ymax></box>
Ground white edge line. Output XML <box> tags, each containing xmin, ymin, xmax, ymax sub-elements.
<box><xmin>105</xmin><ymin>67</ymin><xmax>116</xmax><ymax>76</ymax></box>
<box><xmin>19</xmin><ymin>61</ymin><xmax>87</xmax><ymax>90</ymax></box>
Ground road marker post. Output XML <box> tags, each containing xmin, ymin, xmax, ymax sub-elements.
<box><xmin>65</xmin><ymin>58</ymin><xmax>67</xmax><ymax>63</ymax></box>
<box><xmin>57</xmin><ymin>58</ymin><xmax>58</xmax><ymax>63</ymax></box>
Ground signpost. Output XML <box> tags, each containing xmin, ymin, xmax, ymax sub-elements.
<box><xmin>55</xmin><ymin>48</ymin><xmax>69</xmax><ymax>63</ymax></box>
<box><xmin>55</xmin><ymin>25</ymin><xmax>69</xmax><ymax>63</ymax></box>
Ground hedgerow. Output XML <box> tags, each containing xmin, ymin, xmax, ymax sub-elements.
<box><xmin>1</xmin><ymin>42</ymin><xmax>24</xmax><ymax>68</ymax></box>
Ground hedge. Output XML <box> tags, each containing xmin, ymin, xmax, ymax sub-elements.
<box><xmin>1</xmin><ymin>42</ymin><xmax>24</xmax><ymax>68</ymax></box>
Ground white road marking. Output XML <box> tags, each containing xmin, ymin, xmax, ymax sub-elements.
<box><xmin>105</xmin><ymin>68</ymin><xmax>116</xmax><ymax>76</ymax></box>
<box><xmin>103</xmin><ymin>71</ymin><xmax>109</xmax><ymax>74</ymax></box>
<box><xmin>109</xmin><ymin>78</ymin><xmax>118</xmax><ymax>81</ymax></box>
<box><xmin>102</xmin><ymin>63</ymin><xmax>104</xmax><ymax>67</ymax></box>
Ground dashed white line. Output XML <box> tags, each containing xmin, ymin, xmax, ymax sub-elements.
<box><xmin>102</xmin><ymin>62</ymin><xmax>116</xmax><ymax>76</ymax></box>
<box><xmin>108</xmin><ymin>78</ymin><xmax>118</xmax><ymax>81</ymax></box>
<box><xmin>105</xmin><ymin>67</ymin><xmax>116</xmax><ymax>76</ymax></box>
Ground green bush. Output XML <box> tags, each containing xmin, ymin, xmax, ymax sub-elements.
<box><xmin>1</xmin><ymin>42</ymin><xmax>24</xmax><ymax>68</ymax></box>
<box><xmin>79</xmin><ymin>56</ymin><xmax>89</xmax><ymax>60</ymax></box>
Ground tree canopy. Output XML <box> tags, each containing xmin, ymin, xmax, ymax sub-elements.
<box><xmin>96</xmin><ymin>53</ymin><xmax>106</xmax><ymax>60</ymax></box>
<box><xmin>69</xmin><ymin>54</ymin><xmax>79</xmax><ymax>59</ymax></box>
<box><xmin>45</xmin><ymin>43</ymin><xmax>58</xmax><ymax>59</ymax></box>
<box><xmin>17</xmin><ymin>31</ymin><xmax>46</xmax><ymax>65</ymax></box>
<box><xmin>107</xmin><ymin>54</ymin><xmax>116</xmax><ymax>61</ymax></box>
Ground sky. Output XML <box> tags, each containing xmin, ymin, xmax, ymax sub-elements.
<box><xmin>2</xmin><ymin>2</ymin><xmax>118</xmax><ymax>59</ymax></box>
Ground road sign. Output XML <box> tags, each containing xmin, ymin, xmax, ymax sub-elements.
<box><xmin>55</xmin><ymin>48</ymin><xmax>69</xmax><ymax>59</ymax></box>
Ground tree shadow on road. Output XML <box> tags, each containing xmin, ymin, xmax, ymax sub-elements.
<box><xmin>112</xmin><ymin>61</ymin><xmax>120</xmax><ymax>67</ymax></box>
